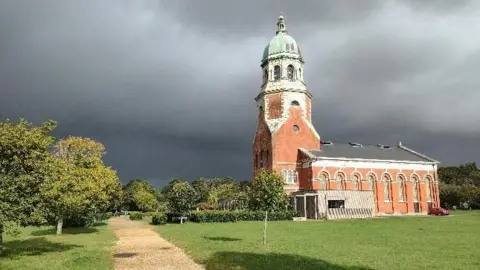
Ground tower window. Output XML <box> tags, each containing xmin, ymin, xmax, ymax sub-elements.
<box><xmin>287</xmin><ymin>65</ymin><xmax>295</xmax><ymax>80</ymax></box>
<box><xmin>291</xmin><ymin>100</ymin><xmax>299</xmax><ymax>106</ymax></box>
<box><xmin>263</xmin><ymin>69</ymin><xmax>268</xmax><ymax>83</ymax></box>
<box><xmin>292</xmin><ymin>125</ymin><xmax>299</xmax><ymax>132</ymax></box>
<box><xmin>274</xmin><ymin>65</ymin><xmax>281</xmax><ymax>81</ymax></box>
<box><xmin>299</xmin><ymin>68</ymin><xmax>302</xmax><ymax>79</ymax></box>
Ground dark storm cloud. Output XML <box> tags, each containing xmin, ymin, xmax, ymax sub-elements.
<box><xmin>158</xmin><ymin>0</ymin><xmax>385</xmax><ymax>37</ymax></box>
<box><xmin>0</xmin><ymin>1</ymin><xmax>478</xmax><ymax>187</ymax></box>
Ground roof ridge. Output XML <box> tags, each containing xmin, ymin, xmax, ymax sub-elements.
<box><xmin>397</xmin><ymin>143</ymin><xmax>440</xmax><ymax>163</ymax></box>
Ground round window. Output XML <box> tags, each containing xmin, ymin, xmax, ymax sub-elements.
<box><xmin>292</xmin><ymin>125</ymin><xmax>299</xmax><ymax>132</ymax></box>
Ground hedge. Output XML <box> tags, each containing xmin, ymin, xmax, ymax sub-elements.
<box><xmin>129</xmin><ymin>212</ymin><xmax>144</xmax><ymax>220</ymax></box>
<box><xmin>189</xmin><ymin>210</ymin><xmax>298</xmax><ymax>223</ymax></box>
<box><xmin>151</xmin><ymin>213</ymin><xmax>167</xmax><ymax>225</ymax></box>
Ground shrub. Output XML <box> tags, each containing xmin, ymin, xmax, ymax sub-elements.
<box><xmin>129</xmin><ymin>212</ymin><xmax>144</xmax><ymax>220</ymax></box>
<box><xmin>151</xmin><ymin>213</ymin><xmax>167</xmax><ymax>225</ymax></box>
<box><xmin>103</xmin><ymin>212</ymin><xmax>113</xmax><ymax>220</ymax></box>
<box><xmin>190</xmin><ymin>210</ymin><xmax>297</xmax><ymax>223</ymax></box>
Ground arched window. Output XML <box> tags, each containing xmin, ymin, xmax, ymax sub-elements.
<box><xmin>397</xmin><ymin>175</ymin><xmax>405</xmax><ymax>202</ymax></box>
<box><xmin>274</xmin><ymin>65</ymin><xmax>281</xmax><ymax>81</ymax></box>
<box><xmin>259</xmin><ymin>150</ymin><xmax>264</xmax><ymax>168</ymax></box>
<box><xmin>291</xmin><ymin>100</ymin><xmax>300</xmax><ymax>106</ymax></box>
<box><xmin>336</xmin><ymin>173</ymin><xmax>344</xmax><ymax>190</ymax></box>
<box><xmin>287</xmin><ymin>65</ymin><xmax>295</xmax><ymax>80</ymax></box>
<box><xmin>298</xmin><ymin>68</ymin><xmax>302</xmax><ymax>79</ymax></box>
<box><xmin>412</xmin><ymin>176</ymin><xmax>419</xmax><ymax>202</ymax></box>
<box><xmin>263</xmin><ymin>69</ymin><xmax>268</xmax><ymax>82</ymax></box>
<box><xmin>319</xmin><ymin>173</ymin><xmax>328</xmax><ymax>191</ymax></box>
<box><xmin>383</xmin><ymin>174</ymin><xmax>391</xmax><ymax>201</ymax></box>
<box><xmin>368</xmin><ymin>174</ymin><xmax>375</xmax><ymax>191</ymax></box>
<box><xmin>352</xmin><ymin>174</ymin><xmax>360</xmax><ymax>191</ymax></box>
<box><xmin>265</xmin><ymin>150</ymin><xmax>269</xmax><ymax>167</ymax></box>
<box><xmin>426</xmin><ymin>176</ymin><xmax>432</xmax><ymax>202</ymax></box>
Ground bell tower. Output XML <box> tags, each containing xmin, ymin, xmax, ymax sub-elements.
<box><xmin>253</xmin><ymin>14</ymin><xmax>320</xmax><ymax>189</ymax></box>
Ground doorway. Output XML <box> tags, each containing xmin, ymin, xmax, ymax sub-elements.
<box><xmin>414</xmin><ymin>202</ymin><xmax>420</xmax><ymax>213</ymax></box>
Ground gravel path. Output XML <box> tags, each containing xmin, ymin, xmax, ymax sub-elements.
<box><xmin>109</xmin><ymin>216</ymin><xmax>204</xmax><ymax>270</ymax></box>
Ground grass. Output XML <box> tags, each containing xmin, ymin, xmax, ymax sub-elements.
<box><xmin>0</xmin><ymin>222</ymin><xmax>116</xmax><ymax>270</ymax></box>
<box><xmin>156</xmin><ymin>211</ymin><xmax>480</xmax><ymax>270</ymax></box>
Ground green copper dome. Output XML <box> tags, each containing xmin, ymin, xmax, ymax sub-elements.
<box><xmin>262</xmin><ymin>14</ymin><xmax>303</xmax><ymax>63</ymax></box>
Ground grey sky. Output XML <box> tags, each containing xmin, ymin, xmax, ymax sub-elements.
<box><xmin>0</xmin><ymin>0</ymin><xmax>478</xmax><ymax>187</ymax></box>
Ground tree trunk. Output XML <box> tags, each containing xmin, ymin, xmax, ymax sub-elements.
<box><xmin>0</xmin><ymin>222</ymin><xmax>4</xmax><ymax>255</ymax></box>
<box><xmin>56</xmin><ymin>218</ymin><xmax>63</xmax><ymax>235</ymax></box>
<box><xmin>263</xmin><ymin>211</ymin><xmax>268</xmax><ymax>245</ymax></box>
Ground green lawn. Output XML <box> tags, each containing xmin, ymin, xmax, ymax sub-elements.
<box><xmin>156</xmin><ymin>211</ymin><xmax>480</xmax><ymax>270</ymax></box>
<box><xmin>0</xmin><ymin>222</ymin><xmax>115</xmax><ymax>270</ymax></box>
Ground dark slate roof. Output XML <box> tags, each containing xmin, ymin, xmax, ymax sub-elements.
<box><xmin>306</xmin><ymin>142</ymin><xmax>438</xmax><ymax>163</ymax></box>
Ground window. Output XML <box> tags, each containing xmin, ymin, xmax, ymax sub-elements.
<box><xmin>265</xmin><ymin>150</ymin><xmax>269</xmax><ymax>166</ymax></box>
<box><xmin>283</xmin><ymin>170</ymin><xmax>297</xmax><ymax>184</ymax></box>
<box><xmin>352</xmin><ymin>174</ymin><xmax>360</xmax><ymax>190</ymax></box>
<box><xmin>298</xmin><ymin>68</ymin><xmax>302</xmax><ymax>79</ymax></box>
<box><xmin>263</xmin><ymin>69</ymin><xmax>268</xmax><ymax>82</ymax></box>
<box><xmin>368</xmin><ymin>175</ymin><xmax>375</xmax><ymax>191</ymax></box>
<box><xmin>383</xmin><ymin>175</ymin><xmax>391</xmax><ymax>201</ymax></box>
<box><xmin>319</xmin><ymin>174</ymin><xmax>327</xmax><ymax>191</ymax></box>
<box><xmin>274</xmin><ymin>65</ymin><xmax>281</xmax><ymax>80</ymax></box>
<box><xmin>397</xmin><ymin>175</ymin><xmax>405</xmax><ymax>201</ymax></box>
<box><xmin>287</xmin><ymin>65</ymin><xmax>295</xmax><ymax>80</ymax></box>
<box><xmin>259</xmin><ymin>150</ymin><xmax>264</xmax><ymax>168</ymax></box>
<box><xmin>426</xmin><ymin>176</ymin><xmax>432</xmax><ymax>202</ymax></box>
<box><xmin>328</xmin><ymin>200</ymin><xmax>345</xmax><ymax>209</ymax></box>
<box><xmin>412</xmin><ymin>176</ymin><xmax>419</xmax><ymax>202</ymax></box>
<box><xmin>292</xmin><ymin>125</ymin><xmax>299</xmax><ymax>132</ymax></box>
<box><xmin>291</xmin><ymin>100</ymin><xmax>300</xmax><ymax>106</ymax></box>
<box><xmin>336</xmin><ymin>174</ymin><xmax>344</xmax><ymax>190</ymax></box>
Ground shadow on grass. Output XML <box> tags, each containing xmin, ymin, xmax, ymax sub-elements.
<box><xmin>203</xmin><ymin>236</ymin><xmax>242</xmax><ymax>242</ymax></box>
<box><xmin>114</xmin><ymin>252</ymin><xmax>137</xmax><ymax>258</ymax></box>
<box><xmin>1</xmin><ymin>237</ymin><xmax>82</xmax><ymax>258</ymax></box>
<box><xmin>202</xmin><ymin>252</ymin><xmax>373</xmax><ymax>270</ymax></box>
<box><xmin>31</xmin><ymin>227</ymin><xmax>99</xmax><ymax>236</ymax></box>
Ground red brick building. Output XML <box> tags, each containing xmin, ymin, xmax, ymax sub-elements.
<box><xmin>253</xmin><ymin>15</ymin><xmax>440</xmax><ymax>220</ymax></box>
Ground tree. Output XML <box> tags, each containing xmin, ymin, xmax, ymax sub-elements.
<box><xmin>124</xmin><ymin>179</ymin><xmax>157</xmax><ymax>211</ymax></box>
<box><xmin>131</xmin><ymin>190</ymin><xmax>158</xmax><ymax>212</ymax></box>
<box><xmin>248</xmin><ymin>169</ymin><xmax>288</xmax><ymax>212</ymax></box>
<box><xmin>161</xmin><ymin>178</ymin><xmax>187</xmax><ymax>195</ymax></box>
<box><xmin>0</xmin><ymin>119</ymin><xmax>57</xmax><ymax>253</ymax></box>
<box><xmin>165</xmin><ymin>182</ymin><xmax>197</xmax><ymax>215</ymax></box>
<box><xmin>41</xmin><ymin>137</ymin><xmax>121</xmax><ymax>234</ymax></box>
<box><xmin>192</xmin><ymin>177</ymin><xmax>214</xmax><ymax>203</ymax></box>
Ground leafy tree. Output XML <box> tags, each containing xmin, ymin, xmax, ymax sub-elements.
<box><xmin>248</xmin><ymin>169</ymin><xmax>288</xmax><ymax>212</ymax></box>
<box><xmin>41</xmin><ymin>137</ymin><xmax>121</xmax><ymax>234</ymax></box>
<box><xmin>207</xmin><ymin>182</ymin><xmax>241</xmax><ymax>208</ymax></box>
<box><xmin>0</xmin><ymin>119</ymin><xmax>57</xmax><ymax>253</ymax></box>
<box><xmin>165</xmin><ymin>182</ymin><xmax>197</xmax><ymax>215</ymax></box>
<box><xmin>438</xmin><ymin>162</ymin><xmax>480</xmax><ymax>209</ymax></box>
<box><xmin>131</xmin><ymin>190</ymin><xmax>158</xmax><ymax>212</ymax></box>
<box><xmin>124</xmin><ymin>179</ymin><xmax>157</xmax><ymax>211</ymax></box>
<box><xmin>161</xmin><ymin>178</ymin><xmax>187</xmax><ymax>195</ymax></box>
<box><xmin>192</xmin><ymin>177</ymin><xmax>214</xmax><ymax>203</ymax></box>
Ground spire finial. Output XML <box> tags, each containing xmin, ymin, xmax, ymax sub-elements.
<box><xmin>276</xmin><ymin>13</ymin><xmax>287</xmax><ymax>34</ymax></box>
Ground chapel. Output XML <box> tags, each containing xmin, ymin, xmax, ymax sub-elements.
<box><xmin>252</xmin><ymin>14</ymin><xmax>441</xmax><ymax>220</ymax></box>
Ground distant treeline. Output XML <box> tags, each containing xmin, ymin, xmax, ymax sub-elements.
<box><xmin>438</xmin><ymin>162</ymin><xmax>480</xmax><ymax>209</ymax></box>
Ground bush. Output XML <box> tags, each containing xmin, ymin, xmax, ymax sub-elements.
<box><xmin>151</xmin><ymin>213</ymin><xmax>167</xmax><ymax>225</ymax></box>
<box><xmin>129</xmin><ymin>212</ymin><xmax>144</xmax><ymax>220</ymax></box>
<box><xmin>190</xmin><ymin>210</ymin><xmax>297</xmax><ymax>223</ymax></box>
